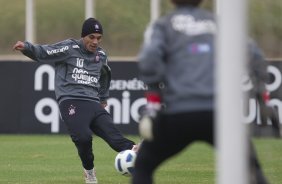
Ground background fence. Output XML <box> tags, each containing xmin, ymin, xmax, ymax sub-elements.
<box><xmin>0</xmin><ymin>0</ymin><xmax>281</xmax><ymax>58</ymax></box>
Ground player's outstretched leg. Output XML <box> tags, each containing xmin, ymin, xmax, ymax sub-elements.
<box><xmin>90</xmin><ymin>110</ymin><xmax>136</xmax><ymax>152</ymax></box>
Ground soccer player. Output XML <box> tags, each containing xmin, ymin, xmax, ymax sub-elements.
<box><xmin>250</xmin><ymin>55</ymin><xmax>282</xmax><ymax>138</ymax></box>
<box><xmin>13</xmin><ymin>17</ymin><xmax>137</xmax><ymax>184</ymax></box>
<box><xmin>132</xmin><ymin>0</ymin><xmax>269</xmax><ymax>184</ymax></box>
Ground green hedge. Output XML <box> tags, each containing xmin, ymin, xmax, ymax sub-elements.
<box><xmin>0</xmin><ymin>0</ymin><xmax>281</xmax><ymax>58</ymax></box>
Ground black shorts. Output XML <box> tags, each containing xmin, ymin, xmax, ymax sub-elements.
<box><xmin>59</xmin><ymin>99</ymin><xmax>135</xmax><ymax>152</ymax></box>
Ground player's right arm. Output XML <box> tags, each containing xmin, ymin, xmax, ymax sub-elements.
<box><xmin>13</xmin><ymin>41</ymin><xmax>25</xmax><ymax>51</ymax></box>
<box><xmin>13</xmin><ymin>40</ymin><xmax>70</xmax><ymax>63</ymax></box>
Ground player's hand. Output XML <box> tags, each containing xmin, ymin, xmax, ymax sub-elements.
<box><xmin>131</xmin><ymin>144</ymin><xmax>141</xmax><ymax>152</ymax></box>
<box><xmin>257</xmin><ymin>91</ymin><xmax>270</xmax><ymax>125</ymax></box>
<box><xmin>13</xmin><ymin>41</ymin><xmax>25</xmax><ymax>51</ymax></box>
<box><xmin>139</xmin><ymin>92</ymin><xmax>161</xmax><ymax>141</ymax></box>
<box><xmin>100</xmin><ymin>101</ymin><xmax>108</xmax><ymax>108</ymax></box>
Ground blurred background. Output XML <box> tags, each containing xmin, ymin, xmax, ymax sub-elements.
<box><xmin>0</xmin><ymin>0</ymin><xmax>281</xmax><ymax>59</ymax></box>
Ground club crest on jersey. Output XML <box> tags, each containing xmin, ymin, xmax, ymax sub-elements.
<box><xmin>188</xmin><ymin>43</ymin><xmax>211</xmax><ymax>54</ymax></box>
<box><xmin>94</xmin><ymin>50</ymin><xmax>105</xmax><ymax>63</ymax></box>
<box><xmin>94</xmin><ymin>55</ymin><xmax>100</xmax><ymax>63</ymax></box>
<box><xmin>68</xmin><ymin>105</ymin><xmax>76</xmax><ymax>116</ymax></box>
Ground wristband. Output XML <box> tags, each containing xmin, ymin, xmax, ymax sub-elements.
<box><xmin>262</xmin><ymin>91</ymin><xmax>270</xmax><ymax>103</ymax></box>
<box><xmin>145</xmin><ymin>92</ymin><xmax>161</xmax><ymax>103</ymax></box>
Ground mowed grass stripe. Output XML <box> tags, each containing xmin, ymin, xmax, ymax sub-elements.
<box><xmin>0</xmin><ymin>135</ymin><xmax>281</xmax><ymax>184</ymax></box>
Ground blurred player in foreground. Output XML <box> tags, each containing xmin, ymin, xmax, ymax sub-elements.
<box><xmin>132</xmin><ymin>0</ymin><xmax>269</xmax><ymax>183</ymax></box>
<box><xmin>13</xmin><ymin>17</ymin><xmax>138</xmax><ymax>184</ymax></box>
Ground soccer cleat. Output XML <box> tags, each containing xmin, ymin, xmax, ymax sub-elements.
<box><xmin>84</xmin><ymin>168</ymin><xmax>98</xmax><ymax>184</ymax></box>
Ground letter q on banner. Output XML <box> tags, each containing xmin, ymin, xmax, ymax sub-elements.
<box><xmin>34</xmin><ymin>98</ymin><xmax>59</xmax><ymax>133</ymax></box>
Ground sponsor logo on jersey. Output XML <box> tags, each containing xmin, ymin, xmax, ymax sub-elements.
<box><xmin>47</xmin><ymin>46</ymin><xmax>69</xmax><ymax>55</ymax></box>
<box><xmin>72</xmin><ymin>68</ymin><xmax>98</xmax><ymax>85</ymax></box>
<box><xmin>188</xmin><ymin>43</ymin><xmax>211</xmax><ymax>54</ymax></box>
<box><xmin>72</xmin><ymin>45</ymin><xmax>79</xmax><ymax>49</ymax></box>
<box><xmin>171</xmin><ymin>15</ymin><xmax>216</xmax><ymax>36</ymax></box>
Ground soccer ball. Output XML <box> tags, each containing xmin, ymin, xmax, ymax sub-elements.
<box><xmin>114</xmin><ymin>150</ymin><xmax>137</xmax><ymax>176</ymax></box>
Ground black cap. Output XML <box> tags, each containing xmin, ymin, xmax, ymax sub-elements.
<box><xmin>81</xmin><ymin>18</ymin><xmax>103</xmax><ymax>37</ymax></box>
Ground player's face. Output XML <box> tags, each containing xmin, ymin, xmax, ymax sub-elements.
<box><xmin>83</xmin><ymin>33</ymin><xmax>102</xmax><ymax>53</ymax></box>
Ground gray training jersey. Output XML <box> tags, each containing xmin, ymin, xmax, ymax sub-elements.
<box><xmin>138</xmin><ymin>6</ymin><xmax>267</xmax><ymax>114</ymax></box>
<box><xmin>138</xmin><ymin>6</ymin><xmax>216</xmax><ymax>114</ymax></box>
<box><xmin>22</xmin><ymin>39</ymin><xmax>111</xmax><ymax>104</ymax></box>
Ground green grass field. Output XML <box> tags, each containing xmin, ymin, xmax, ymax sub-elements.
<box><xmin>0</xmin><ymin>135</ymin><xmax>281</xmax><ymax>184</ymax></box>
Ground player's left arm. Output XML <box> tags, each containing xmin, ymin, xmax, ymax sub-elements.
<box><xmin>248</xmin><ymin>40</ymin><xmax>269</xmax><ymax>103</ymax></box>
<box><xmin>98</xmin><ymin>51</ymin><xmax>111</xmax><ymax>107</ymax></box>
<box><xmin>138</xmin><ymin>21</ymin><xmax>166</xmax><ymax>91</ymax></box>
<box><xmin>138</xmin><ymin>21</ymin><xmax>166</xmax><ymax>141</ymax></box>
